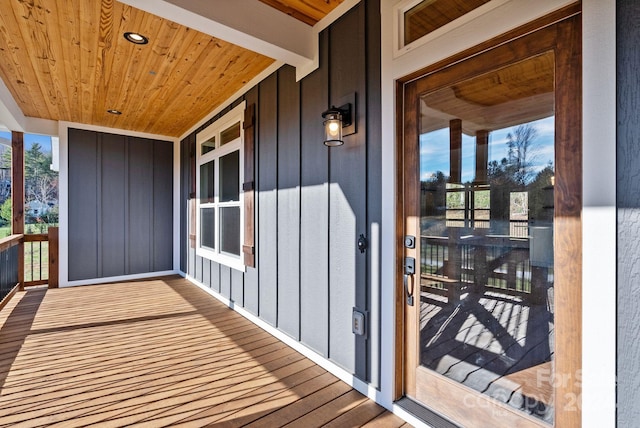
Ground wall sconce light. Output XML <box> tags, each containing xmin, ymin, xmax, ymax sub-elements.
<box><xmin>322</xmin><ymin>92</ymin><xmax>356</xmax><ymax>147</ymax></box>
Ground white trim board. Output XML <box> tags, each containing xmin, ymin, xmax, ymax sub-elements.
<box><xmin>62</xmin><ymin>270</ymin><xmax>180</xmax><ymax>288</ymax></box>
<box><xmin>581</xmin><ymin>0</ymin><xmax>616</xmax><ymax>426</ymax></box>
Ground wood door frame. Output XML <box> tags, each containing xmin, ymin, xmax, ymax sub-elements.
<box><xmin>394</xmin><ymin>4</ymin><xmax>582</xmax><ymax>426</ymax></box>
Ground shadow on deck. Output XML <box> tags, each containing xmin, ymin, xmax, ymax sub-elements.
<box><xmin>0</xmin><ymin>276</ymin><xmax>408</xmax><ymax>427</ymax></box>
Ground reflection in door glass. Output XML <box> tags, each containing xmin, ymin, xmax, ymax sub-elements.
<box><xmin>418</xmin><ymin>54</ymin><xmax>556</xmax><ymax>422</ymax></box>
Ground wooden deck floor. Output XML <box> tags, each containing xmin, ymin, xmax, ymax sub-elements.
<box><xmin>0</xmin><ymin>276</ymin><xmax>409</xmax><ymax>427</ymax></box>
<box><xmin>419</xmin><ymin>289</ymin><xmax>553</xmax><ymax>423</ymax></box>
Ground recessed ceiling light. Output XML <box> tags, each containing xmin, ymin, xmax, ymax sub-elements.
<box><xmin>107</xmin><ymin>109</ymin><xmax>122</xmax><ymax>115</ymax></box>
<box><xmin>124</xmin><ymin>32</ymin><xmax>148</xmax><ymax>45</ymax></box>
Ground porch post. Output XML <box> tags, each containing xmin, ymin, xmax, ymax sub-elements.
<box><xmin>48</xmin><ymin>227</ymin><xmax>59</xmax><ymax>288</ymax></box>
<box><xmin>449</xmin><ymin>119</ymin><xmax>462</xmax><ymax>183</ymax></box>
<box><xmin>475</xmin><ymin>130</ymin><xmax>489</xmax><ymax>184</ymax></box>
<box><xmin>11</xmin><ymin>131</ymin><xmax>24</xmax><ymax>290</ymax></box>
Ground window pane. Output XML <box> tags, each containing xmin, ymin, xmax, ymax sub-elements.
<box><xmin>220</xmin><ymin>206</ymin><xmax>240</xmax><ymax>256</ymax></box>
<box><xmin>404</xmin><ymin>0</ymin><xmax>491</xmax><ymax>45</ymax></box>
<box><xmin>418</xmin><ymin>53</ymin><xmax>556</xmax><ymax>421</ymax></box>
<box><xmin>200</xmin><ymin>161</ymin><xmax>214</xmax><ymax>203</ymax></box>
<box><xmin>202</xmin><ymin>136</ymin><xmax>215</xmax><ymax>154</ymax></box>
<box><xmin>510</xmin><ymin>191</ymin><xmax>529</xmax><ymax>238</ymax></box>
<box><xmin>220</xmin><ymin>122</ymin><xmax>240</xmax><ymax>146</ymax></box>
<box><xmin>220</xmin><ymin>151</ymin><xmax>239</xmax><ymax>202</ymax></box>
<box><xmin>200</xmin><ymin>208</ymin><xmax>215</xmax><ymax>250</ymax></box>
<box><xmin>474</xmin><ymin>189</ymin><xmax>490</xmax><ymax>209</ymax></box>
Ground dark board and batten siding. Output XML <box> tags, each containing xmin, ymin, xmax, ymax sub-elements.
<box><xmin>276</xmin><ymin>65</ymin><xmax>301</xmax><ymax>339</ymax></box>
<box><xmin>328</xmin><ymin>3</ymin><xmax>368</xmax><ymax>380</ymax></box>
<box><xmin>68</xmin><ymin>128</ymin><xmax>173</xmax><ymax>281</ymax></box>
<box><xmin>258</xmin><ymin>72</ymin><xmax>279</xmax><ymax>328</ymax></box>
<box><xmin>180</xmin><ymin>1</ymin><xmax>381</xmax><ymax>384</ymax></box>
<box><xmin>617</xmin><ymin>0</ymin><xmax>640</xmax><ymax>425</ymax></box>
<box><xmin>300</xmin><ymin>29</ymin><xmax>330</xmax><ymax>358</ymax></box>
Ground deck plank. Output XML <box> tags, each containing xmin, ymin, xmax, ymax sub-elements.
<box><xmin>0</xmin><ymin>276</ymin><xmax>409</xmax><ymax>427</ymax></box>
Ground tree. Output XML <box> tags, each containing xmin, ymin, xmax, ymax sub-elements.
<box><xmin>0</xmin><ymin>146</ymin><xmax>10</xmax><ymax>203</ymax></box>
<box><xmin>506</xmin><ymin>123</ymin><xmax>539</xmax><ymax>186</ymax></box>
<box><xmin>0</xmin><ymin>198</ymin><xmax>10</xmax><ymax>226</ymax></box>
<box><xmin>527</xmin><ymin>163</ymin><xmax>555</xmax><ymax>222</ymax></box>
<box><xmin>487</xmin><ymin>123</ymin><xmax>544</xmax><ymax>188</ymax></box>
<box><xmin>24</xmin><ymin>143</ymin><xmax>57</xmax><ymax>221</ymax></box>
<box><xmin>488</xmin><ymin>158</ymin><xmax>515</xmax><ymax>187</ymax></box>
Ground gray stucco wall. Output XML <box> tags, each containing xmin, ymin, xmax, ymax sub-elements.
<box><xmin>617</xmin><ymin>0</ymin><xmax>640</xmax><ymax>424</ymax></box>
<box><xmin>180</xmin><ymin>1</ymin><xmax>381</xmax><ymax>385</ymax></box>
<box><xmin>68</xmin><ymin>128</ymin><xmax>173</xmax><ymax>281</ymax></box>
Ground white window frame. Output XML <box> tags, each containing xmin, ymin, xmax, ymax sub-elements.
<box><xmin>392</xmin><ymin>0</ymin><xmax>509</xmax><ymax>58</ymax></box>
<box><xmin>195</xmin><ymin>101</ymin><xmax>246</xmax><ymax>271</ymax></box>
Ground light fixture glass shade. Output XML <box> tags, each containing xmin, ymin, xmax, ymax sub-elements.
<box><xmin>323</xmin><ymin>112</ymin><xmax>343</xmax><ymax>146</ymax></box>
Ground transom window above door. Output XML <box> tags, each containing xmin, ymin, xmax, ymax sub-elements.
<box><xmin>394</xmin><ymin>0</ymin><xmax>502</xmax><ymax>56</ymax></box>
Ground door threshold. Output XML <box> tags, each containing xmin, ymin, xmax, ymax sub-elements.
<box><xmin>395</xmin><ymin>397</ymin><xmax>460</xmax><ymax>428</ymax></box>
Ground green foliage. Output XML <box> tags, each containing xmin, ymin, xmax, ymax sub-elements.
<box><xmin>0</xmin><ymin>138</ymin><xmax>59</xmax><ymax>234</ymax></box>
<box><xmin>0</xmin><ymin>198</ymin><xmax>10</xmax><ymax>225</ymax></box>
<box><xmin>474</xmin><ymin>190</ymin><xmax>490</xmax><ymax>209</ymax></box>
<box><xmin>0</xmin><ymin>146</ymin><xmax>10</xmax><ymax>204</ymax></box>
<box><xmin>41</xmin><ymin>205</ymin><xmax>59</xmax><ymax>224</ymax></box>
<box><xmin>25</xmin><ymin>143</ymin><xmax>57</xmax><ymax>207</ymax></box>
<box><xmin>25</xmin><ymin>143</ymin><xmax>50</xmax><ymax>177</ymax></box>
<box><xmin>0</xmin><ymin>146</ymin><xmax>10</xmax><ymax>169</ymax></box>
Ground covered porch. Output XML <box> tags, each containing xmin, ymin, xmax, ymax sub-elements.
<box><xmin>0</xmin><ymin>276</ymin><xmax>407</xmax><ymax>427</ymax></box>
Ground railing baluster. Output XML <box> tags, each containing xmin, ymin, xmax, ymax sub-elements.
<box><xmin>0</xmin><ymin>235</ymin><xmax>21</xmax><ymax>304</ymax></box>
<box><xmin>30</xmin><ymin>242</ymin><xmax>33</xmax><ymax>282</ymax></box>
<box><xmin>22</xmin><ymin>233</ymin><xmax>52</xmax><ymax>288</ymax></box>
<box><xmin>38</xmin><ymin>241</ymin><xmax>42</xmax><ymax>281</ymax></box>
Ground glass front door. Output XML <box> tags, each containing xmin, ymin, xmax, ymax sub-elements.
<box><xmin>418</xmin><ymin>53</ymin><xmax>555</xmax><ymax>423</ymax></box>
<box><xmin>400</xmin><ymin>11</ymin><xmax>582</xmax><ymax>427</ymax></box>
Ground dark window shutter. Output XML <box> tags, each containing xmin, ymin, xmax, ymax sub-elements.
<box><xmin>189</xmin><ymin>137</ymin><xmax>196</xmax><ymax>248</ymax></box>
<box><xmin>242</xmin><ymin>103</ymin><xmax>256</xmax><ymax>267</ymax></box>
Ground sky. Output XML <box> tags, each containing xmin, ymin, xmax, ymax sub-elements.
<box><xmin>420</xmin><ymin>116</ymin><xmax>555</xmax><ymax>183</ymax></box>
<box><xmin>0</xmin><ymin>131</ymin><xmax>52</xmax><ymax>152</ymax></box>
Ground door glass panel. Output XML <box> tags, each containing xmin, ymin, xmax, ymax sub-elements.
<box><xmin>418</xmin><ymin>52</ymin><xmax>555</xmax><ymax>423</ymax></box>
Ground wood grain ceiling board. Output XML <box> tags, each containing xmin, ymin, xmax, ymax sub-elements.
<box><xmin>259</xmin><ymin>0</ymin><xmax>343</xmax><ymax>26</ymax></box>
<box><xmin>452</xmin><ymin>51</ymin><xmax>554</xmax><ymax>106</ymax></box>
<box><xmin>0</xmin><ymin>0</ymin><xmax>275</xmax><ymax>137</ymax></box>
<box><xmin>405</xmin><ymin>0</ymin><xmax>492</xmax><ymax>45</ymax></box>
<box><xmin>420</xmin><ymin>52</ymin><xmax>555</xmax><ymax>134</ymax></box>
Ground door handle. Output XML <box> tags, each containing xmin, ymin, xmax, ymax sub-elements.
<box><xmin>404</xmin><ymin>273</ymin><xmax>414</xmax><ymax>306</ymax></box>
<box><xmin>404</xmin><ymin>257</ymin><xmax>415</xmax><ymax>306</ymax></box>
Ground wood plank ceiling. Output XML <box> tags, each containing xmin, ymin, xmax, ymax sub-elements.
<box><xmin>420</xmin><ymin>52</ymin><xmax>555</xmax><ymax>134</ymax></box>
<box><xmin>259</xmin><ymin>0</ymin><xmax>344</xmax><ymax>26</ymax></box>
<box><xmin>0</xmin><ymin>0</ymin><xmax>341</xmax><ymax>137</ymax></box>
